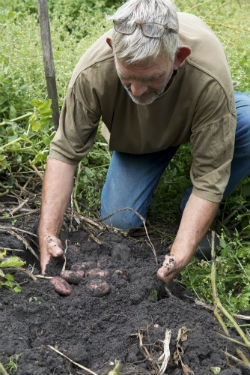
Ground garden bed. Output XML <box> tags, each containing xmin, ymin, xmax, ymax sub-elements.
<box><xmin>0</xmin><ymin>214</ymin><xmax>248</xmax><ymax>375</ymax></box>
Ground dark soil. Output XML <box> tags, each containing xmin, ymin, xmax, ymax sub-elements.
<box><xmin>0</xmin><ymin>215</ymin><xmax>249</xmax><ymax>375</ymax></box>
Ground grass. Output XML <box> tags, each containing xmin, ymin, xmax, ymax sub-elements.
<box><xmin>0</xmin><ymin>0</ymin><xmax>249</xmax><ymax>318</ymax></box>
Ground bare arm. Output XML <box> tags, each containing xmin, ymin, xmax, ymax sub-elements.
<box><xmin>157</xmin><ymin>193</ymin><xmax>219</xmax><ymax>283</ymax></box>
<box><xmin>39</xmin><ymin>158</ymin><xmax>77</xmax><ymax>274</ymax></box>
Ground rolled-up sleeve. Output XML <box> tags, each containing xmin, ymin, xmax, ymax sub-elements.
<box><xmin>49</xmin><ymin>72</ymin><xmax>101</xmax><ymax>165</ymax></box>
<box><xmin>190</xmin><ymin>81</ymin><xmax>236</xmax><ymax>202</ymax></box>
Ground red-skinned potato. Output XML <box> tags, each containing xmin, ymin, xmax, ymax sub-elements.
<box><xmin>86</xmin><ymin>268</ymin><xmax>110</xmax><ymax>279</ymax></box>
<box><xmin>86</xmin><ymin>279</ymin><xmax>110</xmax><ymax>297</ymax></box>
<box><xmin>60</xmin><ymin>270</ymin><xmax>85</xmax><ymax>284</ymax></box>
<box><xmin>50</xmin><ymin>277</ymin><xmax>72</xmax><ymax>296</ymax></box>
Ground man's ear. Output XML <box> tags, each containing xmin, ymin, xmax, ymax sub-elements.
<box><xmin>174</xmin><ymin>46</ymin><xmax>191</xmax><ymax>69</ymax></box>
<box><xmin>106</xmin><ymin>37</ymin><xmax>113</xmax><ymax>50</ymax></box>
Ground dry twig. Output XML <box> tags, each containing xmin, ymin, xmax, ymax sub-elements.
<box><xmin>48</xmin><ymin>345</ymin><xmax>98</xmax><ymax>375</ymax></box>
<box><xmin>6</xmin><ymin>266</ymin><xmax>37</xmax><ymax>282</ymax></box>
<box><xmin>9</xmin><ymin>199</ymin><xmax>29</xmax><ymax>216</ymax></box>
<box><xmin>0</xmin><ymin>226</ymin><xmax>38</xmax><ymax>260</ymax></box>
<box><xmin>236</xmin><ymin>348</ymin><xmax>250</xmax><ymax>366</ymax></box>
<box><xmin>0</xmin><ymin>209</ymin><xmax>40</xmax><ymax>221</ymax></box>
<box><xmin>215</xmin><ymin>332</ymin><xmax>249</xmax><ymax>348</ymax></box>
<box><xmin>137</xmin><ymin>331</ymin><xmax>160</xmax><ymax>372</ymax></box>
<box><xmin>224</xmin><ymin>351</ymin><xmax>250</xmax><ymax>370</ymax></box>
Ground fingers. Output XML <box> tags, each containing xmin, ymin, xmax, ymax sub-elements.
<box><xmin>157</xmin><ymin>255</ymin><xmax>179</xmax><ymax>284</ymax></box>
<box><xmin>40</xmin><ymin>251</ymin><xmax>51</xmax><ymax>275</ymax></box>
<box><xmin>46</xmin><ymin>235</ymin><xmax>64</xmax><ymax>257</ymax></box>
<box><xmin>40</xmin><ymin>234</ymin><xmax>64</xmax><ymax>275</ymax></box>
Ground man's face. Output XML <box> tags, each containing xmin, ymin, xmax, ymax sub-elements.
<box><xmin>115</xmin><ymin>54</ymin><xmax>174</xmax><ymax>105</ymax></box>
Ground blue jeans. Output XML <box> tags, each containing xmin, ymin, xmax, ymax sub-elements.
<box><xmin>101</xmin><ymin>92</ymin><xmax>250</xmax><ymax>229</ymax></box>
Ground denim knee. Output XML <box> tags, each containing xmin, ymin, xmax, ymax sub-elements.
<box><xmin>101</xmin><ymin>207</ymin><xmax>144</xmax><ymax>230</ymax></box>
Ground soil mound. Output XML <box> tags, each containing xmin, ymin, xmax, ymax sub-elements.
<box><xmin>0</xmin><ymin>222</ymin><xmax>248</xmax><ymax>375</ymax></box>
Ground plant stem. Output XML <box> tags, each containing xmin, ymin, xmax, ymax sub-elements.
<box><xmin>211</xmin><ymin>231</ymin><xmax>250</xmax><ymax>349</ymax></box>
<box><xmin>0</xmin><ymin>112</ymin><xmax>32</xmax><ymax>126</ymax></box>
<box><xmin>0</xmin><ymin>362</ymin><xmax>9</xmax><ymax>375</ymax></box>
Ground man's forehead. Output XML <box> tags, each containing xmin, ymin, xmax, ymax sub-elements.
<box><xmin>116</xmin><ymin>56</ymin><xmax>170</xmax><ymax>81</ymax></box>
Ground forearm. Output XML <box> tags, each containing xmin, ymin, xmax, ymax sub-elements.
<box><xmin>39</xmin><ymin>158</ymin><xmax>77</xmax><ymax>236</ymax></box>
<box><xmin>170</xmin><ymin>193</ymin><xmax>219</xmax><ymax>263</ymax></box>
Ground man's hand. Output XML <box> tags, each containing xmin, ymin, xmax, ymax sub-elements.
<box><xmin>39</xmin><ymin>158</ymin><xmax>77</xmax><ymax>274</ymax></box>
<box><xmin>157</xmin><ymin>254</ymin><xmax>187</xmax><ymax>284</ymax></box>
<box><xmin>40</xmin><ymin>234</ymin><xmax>64</xmax><ymax>274</ymax></box>
<box><xmin>157</xmin><ymin>194</ymin><xmax>219</xmax><ymax>284</ymax></box>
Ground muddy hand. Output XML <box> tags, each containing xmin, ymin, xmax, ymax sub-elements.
<box><xmin>157</xmin><ymin>255</ymin><xmax>183</xmax><ymax>284</ymax></box>
<box><xmin>40</xmin><ymin>234</ymin><xmax>63</xmax><ymax>275</ymax></box>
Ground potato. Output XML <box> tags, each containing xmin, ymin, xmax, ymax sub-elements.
<box><xmin>86</xmin><ymin>279</ymin><xmax>110</xmax><ymax>297</ymax></box>
<box><xmin>71</xmin><ymin>261</ymin><xmax>96</xmax><ymax>272</ymax></box>
<box><xmin>60</xmin><ymin>270</ymin><xmax>85</xmax><ymax>284</ymax></box>
<box><xmin>86</xmin><ymin>268</ymin><xmax>110</xmax><ymax>279</ymax></box>
<box><xmin>50</xmin><ymin>277</ymin><xmax>72</xmax><ymax>296</ymax></box>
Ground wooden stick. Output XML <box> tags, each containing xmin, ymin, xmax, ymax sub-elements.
<box><xmin>37</xmin><ymin>0</ymin><xmax>59</xmax><ymax>128</ymax></box>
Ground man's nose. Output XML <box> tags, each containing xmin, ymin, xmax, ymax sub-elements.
<box><xmin>130</xmin><ymin>81</ymin><xmax>147</xmax><ymax>97</ymax></box>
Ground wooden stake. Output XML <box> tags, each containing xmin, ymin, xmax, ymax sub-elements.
<box><xmin>37</xmin><ymin>0</ymin><xmax>59</xmax><ymax>128</ymax></box>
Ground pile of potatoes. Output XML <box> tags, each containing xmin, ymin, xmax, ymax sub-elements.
<box><xmin>49</xmin><ymin>261</ymin><xmax>127</xmax><ymax>297</ymax></box>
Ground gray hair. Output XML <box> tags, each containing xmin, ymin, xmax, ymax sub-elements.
<box><xmin>108</xmin><ymin>0</ymin><xmax>179</xmax><ymax>64</ymax></box>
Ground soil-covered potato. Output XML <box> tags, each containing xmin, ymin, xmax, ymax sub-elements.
<box><xmin>86</xmin><ymin>279</ymin><xmax>110</xmax><ymax>297</ymax></box>
<box><xmin>71</xmin><ymin>261</ymin><xmax>96</xmax><ymax>272</ymax></box>
<box><xmin>50</xmin><ymin>276</ymin><xmax>72</xmax><ymax>296</ymax></box>
<box><xmin>86</xmin><ymin>268</ymin><xmax>110</xmax><ymax>279</ymax></box>
<box><xmin>60</xmin><ymin>270</ymin><xmax>85</xmax><ymax>284</ymax></box>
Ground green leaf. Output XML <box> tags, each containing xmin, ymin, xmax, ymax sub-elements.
<box><xmin>0</xmin><ymin>256</ymin><xmax>25</xmax><ymax>268</ymax></box>
<box><xmin>5</xmin><ymin>273</ymin><xmax>14</xmax><ymax>281</ymax></box>
<box><xmin>14</xmin><ymin>285</ymin><xmax>23</xmax><ymax>293</ymax></box>
<box><xmin>0</xmin><ymin>248</ymin><xmax>7</xmax><ymax>258</ymax></box>
<box><xmin>38</xmin><ymin>99</ymin><xmax>52</xmax><ymax>113</ymax></box>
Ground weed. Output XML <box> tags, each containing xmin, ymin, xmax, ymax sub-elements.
<box><xmin>28</xmin><ymin>296</ymin><xmax>41</xmax><ymax>304</ymax></box>
<box><xmin>5</xmin><ymin>354</ymin><xmax>22</xmax><ymax>373</ymax></box>
<box><xmin>0</xmin><ymin>249</ymin><xmax>25</xmax><ymax>293</ymax></box>
<box><xmin>150</xmin><ymin>289</ymin><xmax>158</xmax><ymax>301</ymax></box>
<box><xmin>180</xmin><ymin>232</ymin><xmax>250</xmax><ymax>314</ymax></box>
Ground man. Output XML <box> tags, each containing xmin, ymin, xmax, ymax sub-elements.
<box><xmin>39</xmin><ymin>0</ymin><xmax>250</xmax><ymax>282</ymax></box>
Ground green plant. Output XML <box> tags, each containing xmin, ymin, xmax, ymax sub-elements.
<box><xmin>0</xmin><ymin>249</ymin><xmax>25</xmax><ymax>293</ymax></box>
<box><xmin>180</xmin><ymin>232</ymin><xmax>250</xmax><ymax>314</ymax></box>
<box><xmin>28</xmin><ymin>296</ymin><xmax>41</xmax><ymax>304</ymax></box>
<box><xmin>150</xmin><ymin>289</ymin><xmax>158</xmax><ymax>301</ymax></box>
<box><xmin>0</xmin><ymin>99</ymin><xmax>54</xmax><ymax>195</ymax></box>
<box><xmin>5</xmin><ymin>354</ymin><xmax>22</xmax><ymax>373</ymax></box>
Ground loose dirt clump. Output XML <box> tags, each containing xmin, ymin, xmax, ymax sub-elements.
<box><xmin>0</xmin><ymin>219</ymin><xmax>248</xmax><ymax>375</ymax></box>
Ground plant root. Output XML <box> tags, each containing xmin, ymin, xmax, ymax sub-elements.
<box><xmin>137</xmin><ymin>331</ymin><xmax>160</xmax><ymax>372</ymax></box>
<box><xmin>158</xmin><ymin>328</ymin><xmax>171</xmax><ymax>374</ymax></box>
<box><xmin>172</xmin><ymin>326</ymin><xmax>194</xmax><ymax>375</ymax></box>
